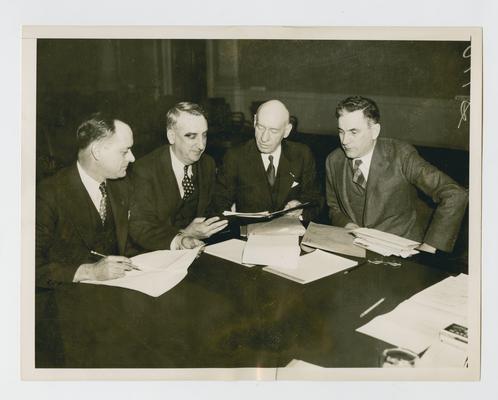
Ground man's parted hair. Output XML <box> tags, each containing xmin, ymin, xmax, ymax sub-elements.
<box><xmin>335</xmin><ymin>96</ymin><xmax>381</xmax><ymax>125</ymax></box>
<box><xmin>76</xmin><ymin>112</ymin><xmax>117</xmax><ymax>150</ymax></box>
<box><xmin>166</xmin><ymin>102</ymin><xmax>208</xmax><ymax>131</ymax></box>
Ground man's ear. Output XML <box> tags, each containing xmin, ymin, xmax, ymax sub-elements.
<box><xmin>283</xmin><ymin>122</ymin><xmax>293</xmax><ymax>139</ymax></box>
<box><xmin>90</xmin><ymin>142</ymin><xmax>100</xmax><ymax>161</ymax></box>
<box><xmin>253</xmin><ymin>115</ymin><xmax>257</xmax><ymax>128</ymax></box>
<box><xmin>371</xmin><ymin>123</ymin><xmax>381</xmax><ymax>140</ymax></box>
<box><xmin>166</xmin><ymin>129</ymin><xmax>175</xmax><ymax>145</ymax></box>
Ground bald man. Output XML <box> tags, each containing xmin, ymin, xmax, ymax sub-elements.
<box><xmin>212</xmin><ymin>99</ymin><xmax>321</xmax><ymax>221</ymax></box>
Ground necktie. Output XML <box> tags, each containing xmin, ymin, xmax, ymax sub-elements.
<box><xmin>267</xmin><ymin>155</ymin><xmax>276</xmax><ymax>187</ymax></box>
<box><xmin>182</xmin><ymin>165</ymin><xmax>194</xmax><ymax>199</ymax></box>
<box><xmin>352</xmin><ymin>159</ymin><xmax>367</xmax><ymax>189</ymax></box>
<box><xmin>98</xmin><ymin>182</ymin><xmax>108</xmax><ymax>225</ymax></box>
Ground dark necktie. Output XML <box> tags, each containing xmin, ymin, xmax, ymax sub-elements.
<box><xmin>267</xmin><ymin>155</ymin><xmax>276</xmax><ymax>187</ymax></box>
<box><xmin>352</xmin><ymin>159</ymin><xmax>367</xmax><ymax>190</ymax></box>
<box><xmin>182</xmin><ymin>165</ymin><xmax>194</xmax><ymax>199</ymax></box>
<box><xmin>98</xmin><ymin>182</ymin><xmax>108</xmax><ymax>225</ymax></box>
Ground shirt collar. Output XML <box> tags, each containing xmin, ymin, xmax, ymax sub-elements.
<box><xmin>261</xmin><ymin>144</ymin><xmax>282</xmax><ymax>162</ymax></box>
<box><xmin>77</xmin><ymin>161</ymin><xmax>103</xmax><ymax>190</ymax></box>
<box><xmin>169</xmin><ymin>146</ymin><xmax>192</xmax><ymax>177</ymax></box>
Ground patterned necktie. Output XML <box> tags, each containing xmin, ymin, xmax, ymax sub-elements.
<box><xmin>98</xmin><ymin>182</ymin><xmax>108</xmax><ymax>225</ymax></box>
<box><xmin>352</xmin><ymin>159</ymin><xmax>367</xmax><ymax>189</ymax></box>
<box><xmin>267</xmin><ymin>155</ymin><xmax>276</xmax><ymax>187</ymax></box>
<box><xmin>182</xmin><ymin>165</ymin><xmax>194</xmax><ymax>199</ymax></box>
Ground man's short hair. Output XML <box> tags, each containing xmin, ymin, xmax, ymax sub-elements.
<box><xmin>335</xmin><ymin>96</ymin><xmax>381</xmax><ymax>124</ymax></box>
<box><xmin>166</xmin><ymin>102</ymin><xmax>207</xmax><ymax>131</ymax></box>
<box><xmin>76</xmin><ymin>112</ymin><xmax>117</xmax><ymax>150</ymax></box>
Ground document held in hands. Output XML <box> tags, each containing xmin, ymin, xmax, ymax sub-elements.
<box><xmin>223</xmin><ymin>202</ymin><xmax>311</xmax><ymax>219</ymax></box>
<box><xmin>263</xmin><ymin>249</ymin><xmax>358</xmax><ymax>284</ymax></box>
<box><xmin>82</xmin><ymin>249</ymin><xmax>199</xmax><ymax>297</ymax></box>
<box><xmin>242</xmin><ymin>234</ymin><xmax>301</xmax><ymax>268</ymax></box>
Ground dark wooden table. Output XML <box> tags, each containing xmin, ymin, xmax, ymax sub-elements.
<box><xmin>35</xmin><ymin>250</ymin><xmax>454</xmax><ymax>368</ymax></box>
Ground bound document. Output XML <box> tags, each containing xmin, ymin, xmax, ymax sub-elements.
<box><xmin>263</xmin><ymin>249</ymin><xmax>358</xmax><ymax>284</ymax></box>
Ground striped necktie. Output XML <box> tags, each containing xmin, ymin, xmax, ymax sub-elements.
<box><xmin>352</xmin><ymin>159</ymin><xmax>367</xmax><ymax>189</ymax></box>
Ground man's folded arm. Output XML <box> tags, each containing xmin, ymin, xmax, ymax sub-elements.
<box><xmin>403</xmin><ymin>145</ymin><xmax>468</xmax><ymax>252</ymax></box>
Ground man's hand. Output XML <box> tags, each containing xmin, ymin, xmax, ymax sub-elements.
<box><xmin>179</xmin><ymin>235</ymin><xmax>205</xmax><ymax>250</ymax></box>
<box><xmin>283</xmin><ymin>200</ymin><xmax>303</xmax><ymax>217</ymax></box>
<box><xmin>74</xmin><ymin>256</ymin><xmax>134</xmax><ymax>282</ymax></box>
<box><xmin>344</xmin><ymin>222</ymin><xmax>360</xmax><ymax>230</ymax></box>
<box><xmin>182</xmin><ymin>217</ymin><xmax>228</xmax><ymax>239</ymax></box>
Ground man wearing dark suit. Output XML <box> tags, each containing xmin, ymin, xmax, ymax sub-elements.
<box><xmin>129</xmin><ymin>102</ymin><xmax>228</xmax><ymax>251</ymax></box>
<box><xmin>36</xmin><ymin>114</ymin><xmax>137</xmax><ymax>288</ymax></box>
<box><xmin>212</xmin><ymin>99</ymin><xmax>321</xmax><ymax>221</ymax></box>
<box><xmin>326</xmin><ymin>96</ymin><xmax>468</xmax><ymax>253</ymax></box>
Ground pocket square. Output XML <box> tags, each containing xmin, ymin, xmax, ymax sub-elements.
<box><xmin>291</xmin><ymin>181</ymin><xmax>300</xmax><ymax>188</ymax></box>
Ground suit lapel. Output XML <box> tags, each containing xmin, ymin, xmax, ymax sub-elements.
<box><xmin>249</xmin><ymin>141</ymin><xmax>274</xmax><ymax>205</ymax></box>
<box><xmin>161</xmin><ymin>145</ymin><xmax>182</xmax><ymax>203</ymax></box>
<box><xmin>273</xmin><ymin>143</ymin><xmax>295</xmax><ymax>209</ymax></box>
<box><xmin>363</xmin><ymin>140</ymin><xmax>391</xmax><ymax>226</ymax></box>
<box><xmin>62</xmin><ymin>165</ymin><xmax>98</xmax><ymax>251</ymax></box>
<box><xmin>107</xmin><ymin>180</ymin><xmax>128</xmax><ymax>254</ymax></box>
<box><xmin>339</xmin><ymin>157</ymin><xmax>359</xmax><ymax>225</ymax></box>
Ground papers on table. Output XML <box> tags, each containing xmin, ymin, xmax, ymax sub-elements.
<box><xmin>246</xmin><ymin>215</ymin><xmax>306</xmax><ymax>237</ymax></box>
<box><xmin>351</xmin><ymin>227</ymin><xmax>420</xmax><ymax>258</ymax></box>
<box><xmin>204</xmin><ymin>239</ymin><xmax>255</xmax><ymax>267</ymax></box>
<box><xmin>356</xmin><ymin>274</ymin><xmax>468</xmax><ymax>354</ymax></box>
<box><xmin>301</xmin><ymin>222</ymin><xmax>366</xmax><ymax>258</ymax></box>
<box><xmin>82</xmin><ymin>248</ymin><xmax>199</xmax><ymax>297</ymax></box>
<box><xmin>263</xmin><ymin>249</ymin><xmax>358</xmax><ymax>284</ymax></box>
<box><xmin>242</xmin><ymin>234</ymin><xmax>301</xmax><ymax>268</ymax></box>
<box><xmin>223</xmin><ymin>202</ymin><xmax>311</xmax><ymax>219</ymax></box>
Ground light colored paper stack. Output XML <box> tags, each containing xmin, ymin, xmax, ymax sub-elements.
<box><xmin>246</xmin><ymin>215</ymin><xmax>306</xmax><ymax>237</ymax></box>
<box><xmin>82</xmin><ymin>248</ymin><xmax>199</xmax><ymax>297</ymax></box>
<box><xmin>356</xmin><ymin>274</ymin><xmax>468</xmax><ymax>354</ymax></box>
<box><xmin>351</xmin><ymin>227</ymin><xmax>420</xmax><ymax>258</ymax></box>
<box><xmin>204</xmin><ymin>239</ymin><xmax>255</xmax><ymax>267</ymax></box>
<box><xmin>263</xmin><ymin>249</ymin><xmax>358</xmax><ymax>284</ymax></box>
<box><xmin>242</xmin><ymin>234</ymin><xmax>301</xmax><ymax>268</ymax></box>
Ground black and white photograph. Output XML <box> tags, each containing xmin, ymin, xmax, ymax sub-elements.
<box><xmin>20</xmin><ymin>26</ymin><xmax>481</xmax><ymax>381</ymax></box>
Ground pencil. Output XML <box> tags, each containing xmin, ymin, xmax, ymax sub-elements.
<box><xmin>90</xmin><ymin>250</ymin><xmax>141</xmax><ymax>271</ymax></box>
<box><xmin>360</xmin><ymin>298</ymin><xmax>385</xmax><ymax>318</ymax></box>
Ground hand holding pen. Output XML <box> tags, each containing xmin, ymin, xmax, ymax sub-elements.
<box><xmin>83</xmin><ymin>251</ymin><xmax>141</xmax><ymax>281</ymax></box>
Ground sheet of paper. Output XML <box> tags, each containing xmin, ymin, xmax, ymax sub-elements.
<box><xmin>204</xmin><ymin>239</ymin><xmax>255</xmax><ymax>267</ymax></box>
<box><xmin>415</xmin><ymin>339</ymin><xmax>467</xmax><ymax>368</ymax></box>
<box><xmin>286</xmin><ymin>359</ymin><xmax>325</xmax><ymax>369</ymax></box>
<box><xmin>242</xmin><ymin>234</ymin><xmax>300</xmax><ymax>268</ymax></box>
<box><xmin>246</xmin><ymin>215</ymin><xmax>306</xmax><ymax>237</ymax></box>
<box><xmin>352</xmin><ymin>227</ymin><xmax>420</xmax><ymax>248</ymax></box>
<box><xmin>301</xmin><ymin>222</ymin><xmax>366</xmax><ymax>258</ymax></box>
<box><xmin>356</xmin><ymin>275</ymin><xmax>468</xmax><ymax>354</ymax></box>
<box><xmin>82</xmin><ymin>249</ymin><xmax>199</xmax><ymax>297</ymax></box>
<box><xmin>263</xmin><ymin>249</ymin><xmax>358</xmax><ymax>284</ymax></box>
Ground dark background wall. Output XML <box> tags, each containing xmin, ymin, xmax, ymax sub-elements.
<box><xmin>36</xmin><ymin>38</ymin><xmax>470</xmax><ymax>187</ymax></box>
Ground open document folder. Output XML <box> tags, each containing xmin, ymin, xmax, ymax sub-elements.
<box><xmin>263</xmin><ymin>249</ymin><xmax>358</xmax><ymax>284</ymax></box>
<box><xmin>82</xmin><ymin>248</ymin><xmax>200</xmax><ymax>297</ymax></box>
<box><xmin>356</xmin><ymin>274</ymin><xmax>468</xmax><ymax>354</ymax></box>
<box><xmin>301</xmin><ymin>222</ymin><xmax>366</xmax><ymax>258</ymax></box>
<box><xmin>222</xmin><ymin>201</ymin><xmax>311</xmax><ymax>219</ymax></box>
<box><xmin>351</xmin><ymin>227</ymin><xmax>420</xmax><ymax>258</ymax></box>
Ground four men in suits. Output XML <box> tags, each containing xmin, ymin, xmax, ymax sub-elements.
<box><xmin>211</xmin><ymin>99</ymin><xmax>322</xmax><ymax>221</ymax></box>
<box><xmin>325</xmin><ymin>96</ymin><xmax>468</xmax><ymax>253</ymax></box>
<box><xmin>36</xmin><ymin>113</ymin><xmax>137</xmax><ymax>288</ymax></box>
<box><xmin>36</xmin><ymin>97</ymin><xmax>469</xmax><ymax>289</ymax></box>
<box><xmin>129</xmin><ymin>102</ymin><xmax>228</xmax><ymax>251</ymax></box>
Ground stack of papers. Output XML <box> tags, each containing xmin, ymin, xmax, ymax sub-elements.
<box><xmin>82</xmin><ymin>249</ymin><xmax>199</xmax><ymax>297</ymax></box>
<box><xmin>204</xmin><ymin>239</ymin><xmax>255</xmax><ymax>267</ymax></box>
<box><xmin>351</xmin><ymin>228</ymin><xmax>420</xmax><ymax>258</ymax></box>
<box><xmin>246</xmin><ymin>215</ymin><xmax>306</xmax><ymax>237</ymax></box>
<box><xmin>356</xmin><ymin>274</ymin><xmax>468</xmax><ymax>354</ymax></box>
<box><xmin>242</xmin><ymin>234</ymin><xmax>301</xmax><ymax>268</ymax></box>
<box><xmin>223</xmin><ymin>202</ymin><xmax>310</xmax><ymax>219</ymax></box>
<box><xmin>263</xmin><ymin>249</ymin><xmax>358</xmax><ymax>284</ymax></box>
<box><xmin>301</xmin><ymin>222</ymin><xmax>366</xmax><ymax>258</ymax></box>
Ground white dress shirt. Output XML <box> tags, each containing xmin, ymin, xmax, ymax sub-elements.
<box><xmin>170</xmin><ymin>146</ymin><xmax>193</xmax><ymax>199</ymax></box>
<box><xmin>77</xmin><ymin>161</ymin><xmax>104</xmax><ymax>212</ymax></box>
<box><xmin>353</xmin><ymin>143</ymin><xmax>376</xmax><ymax>182</ymax></box>
<box><xmin>260</xmin><ymin>145</ymin><xmax>282</xmax><ymax>175</ymax></box>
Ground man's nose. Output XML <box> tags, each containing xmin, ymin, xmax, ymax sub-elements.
<box><xmin>260</xmin><ymin>128</ymin><xmax>270</xmax><ymax>142</ymax></box>
<box><xmin>127</xmin><ymin>150</ymin><xmax>135</xmax><ymax>163</ymax></box>
<box><xmin>196</xmin><ymin>136</ymin><xmax>206</xmax><ymax>150</ymax></box>
<box><xmin>341</xmin><ymin>133</ymin><xmax>352</xmax><ymax>145</ymax></box>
